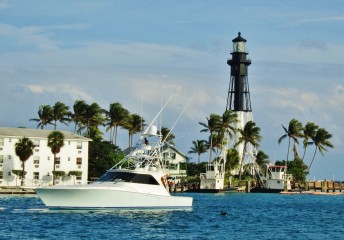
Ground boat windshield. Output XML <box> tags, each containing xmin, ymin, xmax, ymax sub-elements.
<box><xmin>96</xmin><ymin>171</ymin><xmax>159</xmax><ymax>185</ymax></box>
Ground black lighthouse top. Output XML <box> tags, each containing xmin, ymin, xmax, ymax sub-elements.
<box><xmin>232</xmin><ymin>32</ymin><xmax>247</xmax><ymax>43</ymax></box>
<box><xmin>232</xmin><ymin>32</ymin><xmax>247</xmax><ymax>53</ymax></box>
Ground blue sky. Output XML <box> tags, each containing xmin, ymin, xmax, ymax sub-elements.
<box><xmin>0</xmin><ymin>0</ymin><xmax>344</xmax><ymax>180</ymax></box>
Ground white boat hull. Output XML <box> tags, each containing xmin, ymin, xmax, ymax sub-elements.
<box><xmin>35</xmin><ymin>186</ymin><xmax>193</xmax><ymax>209</ymax></box>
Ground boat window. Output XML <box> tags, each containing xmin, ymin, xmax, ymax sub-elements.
<box><xmin>97</xmin><ymin>172</ymin><xmax>135</xmax><ymax>182</ymax></box>
<box><xmin>131</xmin><ymin>174</ymin><xmax>159</xmax><ymax>185</ymax></box>
<box><xmin>96</xmin><ymin>172</ymin><xmax>159</xmax><ymax>185</ymax></box>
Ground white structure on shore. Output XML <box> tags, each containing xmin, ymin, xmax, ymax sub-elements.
<box><xmin>0</xmin><ymin>127</ymin><xmax>91</xmax><ymax>187</ymax></box>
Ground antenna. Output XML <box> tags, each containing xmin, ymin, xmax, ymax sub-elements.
<box><xmin>141</xmin><ymin>93</ymin><xmax>175</xmax><ymax>137</ymax></box>
<box><xmin>162</xmin><ymin>91</ymin><xmax>196</xmax><ymax>144</ymax></box>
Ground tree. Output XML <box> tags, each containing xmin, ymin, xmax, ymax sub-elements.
<box><xmin>188</xmin><ymin>140</ymin><xmax>207</xmax><ymax>164</ymax></box>
<box><xmin>161</xmin><ymin>126</ymin><xmax>175</xmax><ymax>146</ymax></box>
<box><xmin>71</xmin><ymin>100</ymin><xmax>87</xmax><ymax>134</ymax></box>
<box><xmin>83</xmin><ymin>103</ymin><xmax>105</xmax><ymax>139</ymax></box>
<box><xmin>52</xmin><ymin>101</ymin><xmax>71</xmax><ymax>130</ymax></box>
<box><xmin>255</xmin><ymin>150</ymin><xmax>270</xmax><ymax>174</ymax></box>
<box><xmin>105</xmin><ymin>102</ymin><xmax>129</xmax><ymax>145</ymax></box>
<box><xmin>88</xmin><ymin>141</ymin><xmax>124</xmax><ymax>179</ymax></box>
<box><xmin>308</xmin><ymin>128</ymin><xmax>334</xmax><ymax>172</ymax></box>
<box><xmin>302</xmin><ymin>122</ymin><xmax>319</xmax><ymax>161</ymax></box>
<box><xmin>122</xmin><ymin>113</ymin><xmax>145</xmax><ymax>148</ymax></box>
<box><xmin>225</xmin><ymin>148</ymin><xmax>240</xmax><ymax>174</ymax></box>
<box><xmin>235</xmin><ymin>121</ymin><xmax>262</xmax><ymax>182</ymax></box>
<box><xmin>221</xmin><ymin>110</ymin><xmax>238</xmax><ymax>139</ymax></box>
<box><xmin>199</xmin><ymin>114</ymin><xmax>221</xmax><ymax>162</ymax></box>
<box><xmin>278</xmin><ymin>118</ymin><xmax>303</xmax><ymax>163</ymax></box>
<box><xmin>47</xmin><ymin>131</ymin><xmax>65</xmax><ymax>185</ymax></box>
<box><xmin>30</xmin><ymin>105</ymin><xmax>53</xmax><ymax>129</ymax></box>
<box><xmin>14</xmin><ymin>137</ymin><xmax>34</xmax><ymax>186</ymax></box>
<box><xmin>276</xmin><ymin>158</ymin><xmax>308</xmax><ymax>183</ymax></box>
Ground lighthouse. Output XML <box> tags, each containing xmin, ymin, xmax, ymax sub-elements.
<box><xmin>226</xmin><ymin>32</ymin><xmax>256</xmax><ymax>174</ymax></box>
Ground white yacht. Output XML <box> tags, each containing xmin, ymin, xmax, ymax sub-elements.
<box><xmin>35</xmin><ymin>124</ymin><xmax>193</xmax><ymax>209</ymax></box>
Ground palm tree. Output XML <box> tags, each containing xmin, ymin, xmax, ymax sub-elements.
<box><xmin>161</xmin><ymin>126</ymin><xmax>175</xmax><ymax>146</ymax></box>
<box><xmin>199</xmin><ymin>114</ymin><xmax>221</xmax><ymax>162</ymax></box>
<box><xmin>278</xmin><ymin>118</ymin><xmax>303</xmax><ymax>162</ymax></box>
<box><xmin>221</xmin><ymin>110</ymin><xmax>238</xmax><ymax>138</ymax></box>
<box><xmin>302</xmin><ymin>122</ymin><xmax>319</xmax><ymax>161</ymax></box>
<box><xmin>105</xmin><ymin>103</ymin><xmax>129</xmax><ymax>145</ymax></box>
<box><xmin>52</xmin><ymin>101</ymin><xmax>71</xmax><ymax>130</ymax></box>
<box><xmin>47</xmin><ymin>131</ymin><xmax>65</xmax><ymax>185</ymax></box>
<box><xmin>14</xmin><ymin>137</ymin><xmax>34</xmax><ymax>186</ymax></box>
<box><xmin>225</xmin><ymin>148</ymin><xmax>240</xmax><ymax>174</ymax></box>
<box><xmin>71</xmin><ymin>100</ymin><xmax>87</xmax><ymax>134</ymax></box>
<box><xmin>235</xmin><ymin>121</ymin><xmax>262</xmax><ymax>181</ymax></box>
<box><xmin>122</xmin><ymin>113</ymin><xmax>145</xmax><ymax>148</ymax></box>
<box><xmin>255</xmin><ymin>150</ymin><xmax>270</xmax><ymax>174</ymax></box>
<box><xmin>82</xmin><ymin>103</ymin><xmax>105</xmax><ymax>139</ymax></box>
<box><xmin>188</xmin><ymin>140</ymin><xmax>207</xmax><ymax>163</ymax></box>
<box><xmin>308</xmin><ymin>128</ymin><xmax>334</xmax><ymax>171</ymax></box>
<box><xmin>30</xmin><ymin>105</ymin><xmax>53</xmax><ymax>129</ymax></box>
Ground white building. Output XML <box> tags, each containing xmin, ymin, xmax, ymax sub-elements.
<box><xmin>162</xmin><ymin>145</ymin><xmax>187</xmax><ymax>180</ymax></box>
<box><xmin>0</xmin><ymin>127</ymin><xmax>91</xmax><ymax>187</ymax></box>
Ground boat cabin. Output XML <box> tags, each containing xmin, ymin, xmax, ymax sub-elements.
<box><xmin>266</xmin><ymin>165</ymin><xmax>292</xmax><ymax>190</ymax></box>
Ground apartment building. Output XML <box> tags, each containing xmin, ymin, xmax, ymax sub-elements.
<box><xmin>0</xmin><ymin>127</ymin><xmax>91</xmax><ymax>187</ymax></box>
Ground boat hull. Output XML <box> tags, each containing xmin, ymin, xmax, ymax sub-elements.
<box><xmin>250</xmin><ymin>187</ymin><xmax>283</xmax><ymax>193</ymax></box>
<box><xmin>35</xmin><ymin>187</ymin><xmax>193</xmax><ymax>209</ymax></box>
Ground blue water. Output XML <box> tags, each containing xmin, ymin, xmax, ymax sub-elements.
<box><xmin>0</xmin><ymin>193</ymin><xmax>343</xmax><ymax>240</ymax></box>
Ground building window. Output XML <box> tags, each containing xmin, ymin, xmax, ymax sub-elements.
<box><xmin>76</xmin><ymin>142</ymin><xmax>82</xmax><ymax>149</ymax></box>
<box><xmin>0</xmin><ymin>138</ymin><xmax>3</xmax><ymax>146</ymax></box>
<box><xmin>47</xmin><ymin>156</ymin><xmax>50</xmax><ymax>161</ymax></box>
<box><xmin>33</xmin><ymin>172</ymin><xmax>39</xmax><ymax>180</ymax></box>
<box><xmin>171</xmin><ymin>153</ymin><xmax>176</xmax><ymax>159</ymax></box>
<box><xmin>68</xmin><ymin>141</ymin><xmax>71</xmax><ymax>145</ymax></box>
<box><xmin>55</xmin><ymin>157</ymin><xmax>61</xmax><ymax>164</ymax></box>
<box><xmin>76</xmin><ymin>176</ymin><xmax>82</xmax><ymax>180</ymax></box>
<box><xmin>163</xmin><ymin>153</ymin><xmax>169</xmax><ymax>159</ymax></box>
<box><xmin>76</xmin><ymin>157</ymin><xmax>82</xmax><ymax>165</ymax></box>
<box><xmin>8</xmin><ymin>155</ymin><xmax>11</xmax><ymax>160</ymax></box>
<box><xmin>0</xmin><ymin>155</ymin><xmax>3</xmax><ymax>163</ymax></box>
<box><xmin>9</xmin><ymin>138</ymin><xmax>11</xmax><ymax>143</ymax></box>
<box><xmin>0</xmin><ymin>171</ymin><xmax>3</xmax><ymax>179</ymax></box>
<box><xmin>33</xmin><ymin>140</ymin><xmax>40</xmax><ymax>147</ymax></box>
<box><xmin>33</xmin><ymin>156</ymin><xmax>40</xmax><ymax>165</ymax></box>
<box><xmin>68</xmin><ymin>157</ymin><xmax>71</xmax><ymax>161</ymax></box>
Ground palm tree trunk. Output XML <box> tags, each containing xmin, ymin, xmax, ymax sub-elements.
<box><xmin>21</xmin><ymin>161</ymin><xmax>25</xmax><ymax>186</ymax></box>
<box><xmin>308</xmin><ymin>147</ymin><xmax>318</xmax><ymax>172</ymax></box>
<box><xmin>53</xmin><ymin>154</ymin><xmax>56</xmax><ymax>185</ymax></box>
<box><xmin>286</xmin><ymin>137</ymin><xmax>291</xmax><ymax>166</ymax></box>
<box><xmin>209</xmin><ymin>132</ymin><xmax>213</xmax><ymax>162</ymax></box>
<box><xmin>238</xmin><ymin>142</ymin><xmax>247</xmax><ymax>182</ymax></box>
<box><xmin>198</xmin><ymin>154</ymin><xmax>200</xmax><ymax>164</ymax></box>
<box><xmin>113</xmin><ymin>126</ymin><xmax>117</xmax><ymax>145</ymax></box>
<box><xmin>302</xmin><ymin>146</ymin><xmax>307</xmax><ymax>162</ymax></box>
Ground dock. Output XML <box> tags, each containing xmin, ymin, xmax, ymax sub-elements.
<box><xmin>0</xmin><ymin>187</ymin><xmax>35</xmax><ymax>194</ymax></box>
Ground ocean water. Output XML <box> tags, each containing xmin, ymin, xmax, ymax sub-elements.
<box><xmin>0</xmin><ymin>193</ymin><xmax>343</xmax><ymax>240</ymax></box>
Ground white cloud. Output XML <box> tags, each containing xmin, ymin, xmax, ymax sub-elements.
<box><xmin>267</xmin><ymin>87</ymin><xmax>321</xmax><ymax>112</ymax></box>
<box><xmin>25</xmin><ymin>84</ymin><xmax>94</xmax><ymax>102</ymax></box>
<box><xmin>297</xmin><ymin>15</ymin><xmax>344</xmax><ymax>24</ymax></box>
